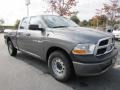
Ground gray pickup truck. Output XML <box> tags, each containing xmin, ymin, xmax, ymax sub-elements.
<box><xmin>4</xmin><ymin>15</ymin><xmax>118</xmax><ymax>82</ymax></box>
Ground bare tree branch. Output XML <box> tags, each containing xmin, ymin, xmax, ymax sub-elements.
<box><xmin>49</xmin><ymin>0</ymin><xmax>77</xmax><ymax>16</ymax></box>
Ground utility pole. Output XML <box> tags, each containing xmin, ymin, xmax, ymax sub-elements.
<box><xmin>27</xmin><ymin>5</ymin><xmax>29</xmax><ymax>16</ymax></box>
<box><xmin>25</xmin><ymin>0</ymin><xmax>30</xmax><ymax>17</ymax></box>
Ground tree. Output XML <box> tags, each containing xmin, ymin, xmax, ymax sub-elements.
<box><xmin>88</xmin><ymin>15</ymin><xmax>108</xmax><ymax>27</ymax></box>
<box><xmin>14</xmin><ymin>20</ymin><xmax>20</xmax><ymax>29</ymax></box>
<box><xmin>98</xmin><ymin>15</ymin><xmax>108</xmax><ymax>27</ymax></box>
<box><xmin>0</xmin><ymin>18</ymin><xmax>4</xmax><ymax>30</ymax></box>
<box><xmin>103</xmin><ymin>0</ymin><xmax>120</xmax><ymax>26</ymax></box>
<box><xmin>89</xmin><ymin>16</ymin><xmax>98</xmax><ymax>27</ymax></box>
<box><xmin>80</xmin><ymin>20</ymin><xmax>88</xmax><ymax>26</ymax></box>
<box><xmin>70</xmin><ymin>15</ymin><xmax>80</xmax><ymax>24</ymax></box>
<box><xmin>49</xmin><ymin>0</ymin><xmax>77</xmax><ymax>16</ymax></box>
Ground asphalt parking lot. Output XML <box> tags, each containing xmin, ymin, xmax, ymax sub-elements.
<box><xmin>0</xmin><ymin>33</ymin><xmax>120</xmax><ymax>90</ymax></box>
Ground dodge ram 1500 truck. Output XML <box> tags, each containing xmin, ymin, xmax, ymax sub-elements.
<box><xmin>4</xmin><ymin>15</ymin><xmax>118</xmax><ymax>82</ymax></box>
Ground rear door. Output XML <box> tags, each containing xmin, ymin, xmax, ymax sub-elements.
<box><xmin>17</xmin><ymin>17</ymin><xmax>30</xmax><ymax>51</ymax></box>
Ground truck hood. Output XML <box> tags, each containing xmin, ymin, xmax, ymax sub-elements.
<box><xmin>51</xmin><ymin>27</ymin><xmax>113</xmax><ymax>44</ymax></box>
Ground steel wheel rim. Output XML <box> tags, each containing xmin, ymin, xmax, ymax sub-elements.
<box><xmin>51</xmin><ymin>57</ymin><xmax>66</xmax><ymax>77</ymax></box>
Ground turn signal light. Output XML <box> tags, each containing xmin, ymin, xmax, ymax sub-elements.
<box><xmin>72</xmin><ymin>50</ymin><xmax>87</xmax><ymax>55</ymax></box>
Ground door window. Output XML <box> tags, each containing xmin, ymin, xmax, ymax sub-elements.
<box><xmin>30</xmin><ymin>16</ymin><xmax>43</xmax><ymax>29</ymax></box>
<box><xmin>20</xmin><ymin>17</ymin><xmax>29</xmax><ymax>29</ymax></box>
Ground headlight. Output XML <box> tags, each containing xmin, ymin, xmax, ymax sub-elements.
<box><xmin>72</xmin><ymin>44</ymin><xmax>95</xmax><ymax>55</ymax></box>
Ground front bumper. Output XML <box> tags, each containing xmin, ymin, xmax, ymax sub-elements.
<box><xmin>72</xmin><ymin>48</ymin><xmax>118</xmax><ymax>76</ymax></box>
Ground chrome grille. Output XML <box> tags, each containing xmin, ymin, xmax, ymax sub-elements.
<box><xmin>99</xmin><ymin>39</ymin><xmax>108</xmax><ymax>46</ymax></box>
<box><xmin>95</xmin><ymin>37</ymin><xmax>115</xmax><ymax>56</ymax></box>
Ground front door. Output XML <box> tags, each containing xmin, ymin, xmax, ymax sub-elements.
<box><xmin>25</xmin><ymin>16</ymin><xmax>46</xmax><ymax>58</ymax></box>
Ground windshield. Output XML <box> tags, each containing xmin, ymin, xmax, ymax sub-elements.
<box><xmin>43</xmin><ymin>15</ymin><xmax>78</xmax><ymax>28</ymax></box>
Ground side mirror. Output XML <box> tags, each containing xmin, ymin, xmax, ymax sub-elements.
<box><xmin>20</xmin><ymin>26</ymin><xmax>24</xmax><ymax>29</ymax></box>
<box><xmin>107</xmin><ymin>29</ymin><xmax>112</xmax><ymax>33</ymax></box>
<box><xmin>29</xmin><ymin>24</ymin><xmax>45</xmax><ymax>31</ymax></box>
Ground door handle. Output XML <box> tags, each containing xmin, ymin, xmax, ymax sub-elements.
<box><xmin>17</xmin><ymin>32</ymin><xmax>23</xmax><ymax>35</ymax></box>
<box><xmin>26</xmin><ymin>33</ymin><xmax>31</xmax><ymax>36</ymax></box>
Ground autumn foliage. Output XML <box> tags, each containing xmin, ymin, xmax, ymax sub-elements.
<box><xmin>102</xmin><ymin>0</ymin><xmax>120</xmax><ymax>26</ymax></box>
<box><xmin>49</xmin><ymin>0</ymin><xmax>77</xmax><ymax>16</ymax></box>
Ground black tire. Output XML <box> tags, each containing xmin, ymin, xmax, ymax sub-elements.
<box><xmin>7</xmin><ymin>41</ymin><xmax>17</xmax><ymax>56</ymax></box>
<box><xmin>48</xmin><ymin>50</ymin><xmax>73</xmax><ymax>82</ymax></box>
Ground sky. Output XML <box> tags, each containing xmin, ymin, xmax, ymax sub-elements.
<box><xmin>0</xmin><ymin>0</ymin><xmax>110</xmax><ymax>25</ymax></box>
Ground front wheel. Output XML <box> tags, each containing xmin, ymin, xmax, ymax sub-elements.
<box><xmin>48</xmin><ymin>50</ymin><xmax>73</xmax><ymax>82</ymax></box>
<box><xmin>7</xmin><ymin>41</ymin><xmax>17</xmax><ymax>56</ymax></box>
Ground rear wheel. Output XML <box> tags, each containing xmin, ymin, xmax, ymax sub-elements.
<box><xmin>48</xmin><ymin>50</ymin><xmax>73</xmax><ymax>82</ymax></box>
<box><xmin>7</xmin><ymin>41</ymin><xmax>17</xmax><ymax>56</ymax></box>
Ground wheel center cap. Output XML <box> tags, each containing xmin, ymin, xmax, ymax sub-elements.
<box><xmin>56</xmin><ymin>62</ymin><xmax>62</xmax><ymax>70</ymax></box>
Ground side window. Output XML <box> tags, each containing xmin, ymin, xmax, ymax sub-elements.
<box><xmin>20</xmin><ymin>18</ymin><xmax>29</xmax><ymax>29</ymax></box>
<box><xmin>30</xmin><ymin>16</ymin><xmax>43</xmax><ymax>27</ymax></box>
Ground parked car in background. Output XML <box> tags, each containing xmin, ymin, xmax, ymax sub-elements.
<box><xmin>112</xmin><ymin>28</ymin><xmax>120</xmax><ymax>40</ymax></box>
<box><xmin>106</xmin><ymin>26</ymin><xmax>113</xmax><ymax>33</ymax></box>
<box><xmin>4</xmin><ymin>15</ymin><xmax>118</xmax><ymax>82</ymax></box>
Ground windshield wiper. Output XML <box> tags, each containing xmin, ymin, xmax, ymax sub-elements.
<box><xmin>52</xmin><ymin>26</ymin><xmax>68</xmax><ymax>28</ymax></box>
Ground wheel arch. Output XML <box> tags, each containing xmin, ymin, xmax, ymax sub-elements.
<box><xmin>6</xmin><ymin>37</ymin><xmax>11</xmax><ymax>44</ymax></box>
<box><xmin>46</xmin><ymin>47</ymin><xmax>69</xmax><ymax>61</ymax></box>
<box><xmin>6</xmin><ymin>37</ymin><xmax>16</xmax><ymax>49</ymax></box>
<box><xmin>46</xmin><ymin>46</ymin><xmax>75</xmax><ymax>73</ymax></box>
